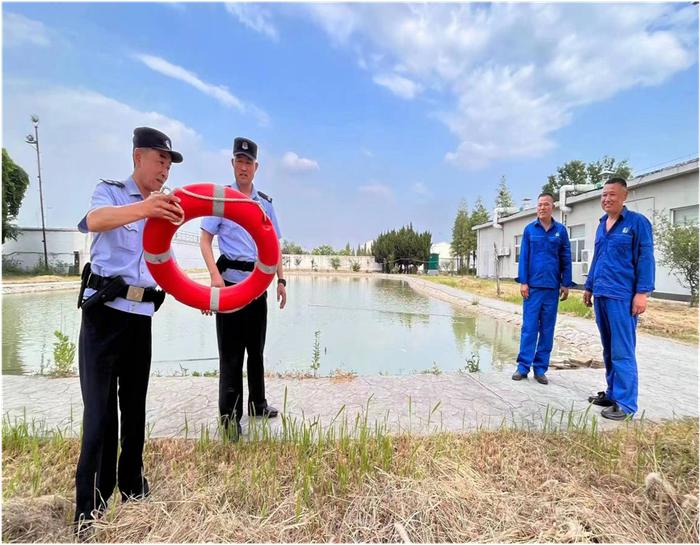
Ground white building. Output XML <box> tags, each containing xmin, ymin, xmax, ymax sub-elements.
<box><xmin>473</xmin><ymin>159</ymin><xmax>699</xmax><ymax>301</ymax></box>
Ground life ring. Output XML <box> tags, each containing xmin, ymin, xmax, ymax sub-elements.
<box><xmin>142</xmin><ymin>183</ymin><xmax>279</xmax><ymax>312</ymax></box>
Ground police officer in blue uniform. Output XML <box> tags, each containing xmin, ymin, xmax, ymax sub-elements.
<box><xmin>512</xmin><ymin>192</ymin><xmax>573</xmax><ymax>384</ymax></box>
<box><xmin>584</xmin><ymin>177</ymin><xmax>655</xmax><ymax>420</ymax></box>
<box><xmin>200</xmin><ymin>137</ymin><xmax>286</xmax><ymax>440</ymax></box>
<box><xmin>74</xmin><ymin>127</ymin><xmax>184</xmax><ymax>534</ymax></box>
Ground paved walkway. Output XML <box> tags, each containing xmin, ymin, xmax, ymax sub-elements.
<box><xmin>2</xmin><ymin>276</ymin><xmax>697</xmax><ymax>438</ymax></box>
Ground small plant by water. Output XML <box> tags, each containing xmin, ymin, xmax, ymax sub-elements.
<box><xmin>43</xmin><ymin>330</ymin><xmax>76</xmax><ymax>377</ymax></box>
<box><xmin>311</xmin><ymin>330</ymin><xmax>321</xmax><ymax>377</ymax></box>
<box><xmin>422</xmin><ymin>361</ymin><xmax>442</xmax><ymax>375</ymax></box>
<box><xmin>330</xmin><ymin>257</ymin><xmax>341</xmax><ymax>270</ymax></box>
<box><xmin>460</xmin><ymin>352</ymin><xmax>480</xmax><ymax>373</ymax></box>
<box><xmin>350</xmin><ymin>260</ymin><xmax>361</xmax><ymax>272</ymax></box>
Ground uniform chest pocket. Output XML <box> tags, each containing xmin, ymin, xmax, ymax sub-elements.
<box><xmin>531</xmin><ymin>236</ymin><xmax>546</xmax><ymax>253</ymax></box>
<box><xmin>116</xmin><ymin>223</ymin><xmax>140</xmax><ymax>250</ymax></box>
<box><xmin>609</xmin><ymin>234</ymin><xmax>632</xmax><ymax>258</ymax></box>
<box><xmin>548</xmin><ymin>236</ymin><xmax>561</xmax><ymax>251</ymax></box>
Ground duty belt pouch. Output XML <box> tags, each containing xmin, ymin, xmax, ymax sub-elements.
<box><xmin>153</xmin><ymin>290</ymin><xmax>167</xmax><ymax>312</ymax></box>
<box><xmin>81</xmin><ymin>275</ymin><xmax>127</xmax><ymax>311</ymax></box>
<box><xmin>216</xmin><ymin>255</ymin><xmax>228</xmax><ymax>274</ymax></box>
<box><xmin>77</xmin><ymin>262</ymin><xmax>92</xmax><ymax>309</ymax></box>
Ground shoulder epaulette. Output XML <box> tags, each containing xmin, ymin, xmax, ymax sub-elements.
<box><xmin>257</xmin><ymin>190</ymin><xmax>272</xmax><ymax>203</ymax></box>
<box><xmin>100</xmin><ymin>178</ymin><xmax>125</xmax><ymax>188</ymax></box>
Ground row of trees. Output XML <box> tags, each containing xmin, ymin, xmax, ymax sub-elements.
<box><xmin>372</xmin><ymin>224</ymin><xmax>432</xmax><ymax>273</ymax></box>
<box><xmin>280</xmin><ymin>240</ymin><xmax>372</xmax><ymax>256</ymax></box>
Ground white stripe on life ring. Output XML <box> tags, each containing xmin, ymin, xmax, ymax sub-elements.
<box><xmin>210</xmin><ymin>287</ymin><xmax>220</xmax><ymax>312</ymax></box>
<box><xmin>256</xmin><ymin>260</ymin><xmax>277</xmax><ymax>274</ymax></box>
<box><xmin>212</xmin><ymin>185</ymin><xmax>226</xmax><ymax>217</ymax></box>
<box><xmin>144</xmin><ymin>249</ymin><xmax>172</xmax><ymax>264</ymax></box>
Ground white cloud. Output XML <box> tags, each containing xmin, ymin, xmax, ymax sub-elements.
<box><xmin>225</xmin><ymin>3</ymin><xmax>279</xmax><ymax>41</ymax></box>
<box><xmin>281</xmin><ymin>151</ymin><xmax>319</xmax><ymax>174</ymax></box>
<box><xmin>4</xmin><ymin>12</ymin><xmax>51</xmax><ymax>47</ymax></box>
<box><xmin>373</xmin><ymin>73</ymin><xmax>422</xmax><ymax>100</ymax></box>
<box><xmin>2</xmin><ymin>80</ymin><xmax>233</xmax><ymax>230</ymax></box>
<box><xmin>305</xmin><ymin>4</ymin><xmax>698</xmax><ymax>169</ymax></box>
<box><xmin>358</xmin><ymin>184</ymin><xmax>393</xmax><ymax>199</ymax></box>
<box><xmin>134</xmin><ymin>54</ymin><xmax>269</xmax><ymax>126</ymax></box>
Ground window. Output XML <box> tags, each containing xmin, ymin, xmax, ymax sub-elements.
<box><xmin>514</xmin><ymin>235</ymin><xmax>522</xmax><ymax>263</ymax></box>
<box><xmin>672</xmin><ymin>205</ymin><xmax>699</xmax><ymax>226</ymax></box>
<box><xmin>568</xmin><ymin>224</ymin><xmax>586</xmax><ymax>263</ymax></box>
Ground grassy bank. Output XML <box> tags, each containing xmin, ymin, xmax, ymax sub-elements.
<box><xmin>2</xmin><ymin>414</ymin><xmax>697</xmax><ymax>543</ymax></box>
<box><xmin>425</xmin><ymin>275</ymin><xmax>698</xmax><ymax>344</ymax></box>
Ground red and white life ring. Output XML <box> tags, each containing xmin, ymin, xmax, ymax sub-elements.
<box><xmin>142</xmin><ymin>183</ymin><xmax>279</xmax><ymax>312</ymax></box>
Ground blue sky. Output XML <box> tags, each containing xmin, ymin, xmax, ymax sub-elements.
<box><xmin>3</xmin><ymin>2</ymin><xmax>698</xmax><ymax>249</ymax></box>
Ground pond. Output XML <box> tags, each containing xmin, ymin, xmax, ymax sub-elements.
<box><xmin>2</xmin><ymin>276</ymin><xmax>521</xmax><ymax>376</ymax></box>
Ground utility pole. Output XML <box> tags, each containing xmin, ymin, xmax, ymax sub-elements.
<box><xmin>25</xmin><ymin>115</ymin><xmax>48</xmax><ymax>270</ymax></box>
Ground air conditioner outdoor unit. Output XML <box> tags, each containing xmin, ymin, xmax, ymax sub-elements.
<box><xmin>497</xmin><ymin>247</ymin><xmax>510</xmax><ymax>257</ymax></box>
<box><xmin>581</xmin><ymin>262</ymin><xmax>589</xmax><ymax>275</ymax></box>
<box><xmin>581</xmin><ymin>249</ymin><xmax>590</xmax><ymax>262</ymax></box>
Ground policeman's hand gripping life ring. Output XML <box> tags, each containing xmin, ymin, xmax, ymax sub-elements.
<box><xmin>142</xmin><ymin>183</ymin><xmax>279</xmax><ymax>312</ymax></box>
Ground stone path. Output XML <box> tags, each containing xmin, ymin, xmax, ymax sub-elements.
<box><xmin>2</xmin><ymin>276</ymin><xmax>697</xmax><ymax>438</ymax></box>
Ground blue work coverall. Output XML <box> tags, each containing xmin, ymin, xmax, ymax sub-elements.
<box><xmin>585</xmin><ymin>207</ymin><xmax>655</xmax><ymax>415</ymax></box>
<box><xmin>516</xmin><ymin>218</ymin><xmax>572</xmax><ymax>377</ymax></box>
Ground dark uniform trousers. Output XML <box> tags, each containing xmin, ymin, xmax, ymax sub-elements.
<box><xmin>216</xmin><ymin>281</ymin><xmax>268</xmax><ymax>427</ymax></box>
<box><xmin>74</xmin><ymin>304</ymin><xmax>151</xmax><ymax>522</ymax></box>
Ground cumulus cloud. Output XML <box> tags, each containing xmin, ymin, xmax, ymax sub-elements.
<box><xmin>281</xmin><ymin>151</ymin><xmax>320</xmax><ymax>173</ymax></box>
<box><xmin>2</xmin><ymin>80</ymin><xmax>232</xmax><ymax>229</ymax></box>
<box><xmin>225</xmin><ymin>3</ymin><xmax>279</xmax><ymax>41</ymax></box>
<box><xmin>305</xmin><ymin>3</ymin><xmax>698</xmax><ymax>169</ymax></box>
<box><xmin>134</xmin><ymin>54</ymin><xmax>270</xmax><ymax>126</ymax></box>
<box><xmin>373</xmin><ymin>73</ymin><xmax>422</xmax><ymax>100</ymax></box>
<box><xmin>4</xmin><ymin>12</ymin><xmax>51</xmax><ymax>47</ymax></box>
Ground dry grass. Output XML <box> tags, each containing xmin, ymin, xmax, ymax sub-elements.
<box><xmin>426</xmin><ymin>275</ymin><xmax>699</xmax><ymax>344</ymax></box>
<box><xmin>2</xmin><ymin>416</ymin><xmax>697</xmax><ymax>543</ymax></box>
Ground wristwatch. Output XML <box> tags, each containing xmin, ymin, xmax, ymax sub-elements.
<box><xmin>277</xmin><ymin>278</ymin><xmax>287</xmax><ymax>287</ymax></box>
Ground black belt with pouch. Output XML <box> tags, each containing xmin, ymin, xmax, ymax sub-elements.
<box><xmin>216</xmin><ymin>255</ymin><xmax>255</xmax><ymax>273</ymax></box>
<box><xmin>78</xmin><ymin>263</ymin><xmax>166</xmax><ymax>312</ymax></box>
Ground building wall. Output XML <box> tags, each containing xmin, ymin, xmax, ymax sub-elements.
<box><xmin>474</xmin><ymin>162</ymin><xmax>699</xmax><ymax>299</ymax></box>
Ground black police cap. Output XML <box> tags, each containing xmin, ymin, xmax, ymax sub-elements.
<box><xmin>233</xmin><ymin>137</ymin><xmax>258</xmax><ymax>161</ymax></box>
<box><xmin>133</xmin><ymin>127</ymin><xmax>183</xmax><ymax>163</ymax></box>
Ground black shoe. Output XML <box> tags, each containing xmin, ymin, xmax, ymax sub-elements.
<box><xmin>511</xmin><ymin>371</ymin><xmax>527</xmax><ymax>381</ymax></box>
<box><xmin>534</xmin><ymin>374</ymin><xmax>549</xmax><ymax>385</ymax></box>
<box><xmin>588</xmin><ymin>391</ymin><xmax>614</xmax><ymax>407</ymax></box>
<box><xmin>601</xmin><ymin>403</ymin><xmax>632</xmax><ymax>421</ymax></box>
<box><xmin>248</xmin><ymin>404</ymin><xmax>279</xmax><ymax>418</ymax></box>
<box><xmin>120</xmin><ymin>477</ymin><xmax>150</xmax><ymax>503</ymax></box>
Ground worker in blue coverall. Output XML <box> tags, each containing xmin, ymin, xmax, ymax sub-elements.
<box><xmin>512</xmin><ymin>192</ymin><xmax>572</xmax><ymax>385</ymax></box>
<box><xmin>583</xmin><ymin>177</ymin><xmax>655</xmax><ymax>421</ymax></box>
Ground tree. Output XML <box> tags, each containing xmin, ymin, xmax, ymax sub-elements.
<box><xmin>2</xmin><ymin>149</ymin><xmax>30</xmax><ymax>243</ymax></box>
<box><xmin>541</xmin><ymin>156</ymin><xmax>631</xmax><ymax>195</ymax></box>
<box><xmin>338</xmin><ymin>242</ymin><xmax>353</xmax><ymax>256</ymax></box>
<box><xmin>654</xmin><ymin>212</ymin><xmax>699</xmax><ymax>307</ymax></box>
<box><xmin>311</xmin><ymin>244</ymin><xmax>334</xmax><ymax>255</ymax></box>
<box><xmin>450</xmin><ymin>200</ymin><xmax>470</xmax><ymax>273</ymax></box>
<box><xmin>281</xmin><ymin>239</ymin><xmax>305</xmax><ymax>254</ymax></box>
<box><xmin>372</xmin><ymin>224</ymin><xmax>431</xmax><ymax>273</ymax></box>
<box><xmin>495</xmin><ymin>175</ymin><xmax>514</xmax><ymax>209</ymax></box>
<box><xmin>468</xmin><ymin>197</ymin><xmax>490</xmax><ymax>273</ymax></box>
